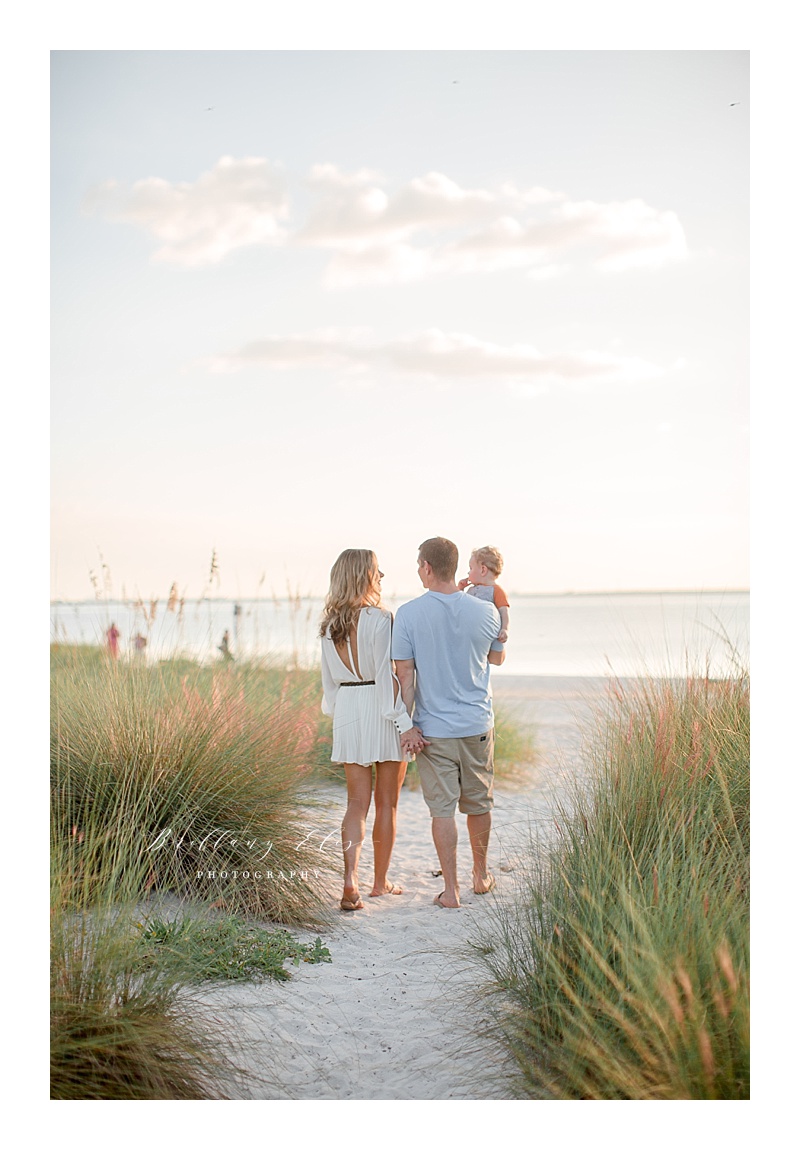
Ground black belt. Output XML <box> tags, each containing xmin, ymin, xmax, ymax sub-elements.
<box><xmin>339</xmin><ymin>680</ymin><xmax>376</xmax><ymax>687</ymax></box>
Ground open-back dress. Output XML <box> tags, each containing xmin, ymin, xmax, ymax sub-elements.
<box><xmin>321</xmin><ymin>606</ymin><xmax>413</xmax><ymax>765</ymax></box>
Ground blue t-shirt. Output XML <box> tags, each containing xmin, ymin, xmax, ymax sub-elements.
<box><xmin>391</xmin><ymin>591</ymin><xmax>504</xmax><ymax>738</ymax></box>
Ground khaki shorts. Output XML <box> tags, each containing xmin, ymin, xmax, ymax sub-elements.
<box><xmin>415</xmin><ymin>730</ymin><xmax>495</xmax><ymax>818</ymax></box>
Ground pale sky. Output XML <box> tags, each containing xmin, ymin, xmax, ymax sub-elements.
<box><xmin>51</xmin><ymin>48</ymin><xmax>749</xmax><ymax>601</ymax></box>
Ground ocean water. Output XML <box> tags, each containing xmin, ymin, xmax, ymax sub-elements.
<box><xmin>50</xmin><ymin>590</ymin><xmax>749</xmax><ymax>679</ymax></box>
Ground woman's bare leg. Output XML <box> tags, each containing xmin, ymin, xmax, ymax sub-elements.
<box><xmin>342</xmin><ymin>764</ymin><xmax>373</xmax><ymax>905</ymax></box>
<box><xmin>369</xmin><ymin>759</ymin><xmax>407</xmax><ymax>896</ymax></box>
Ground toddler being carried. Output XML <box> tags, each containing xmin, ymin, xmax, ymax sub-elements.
<box><xmin>457</xmin><ymin>545</ymin><xmax>510</xmax><ymax>643</ymax></box>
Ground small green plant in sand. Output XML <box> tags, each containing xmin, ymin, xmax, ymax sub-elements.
<box><xmin>472</xmin><ymin>670</ymin><xmax>749</xmax><ymax>1100</ymax></box>
<box><xmin>136</xmin><ymin>915</ymin><xmax>331</xmax><ymax>983</ymax></box>
<box><xmin>51</xmin><ymin>646</ymin><xmax>337</xmax><ymax>925</ymax></box>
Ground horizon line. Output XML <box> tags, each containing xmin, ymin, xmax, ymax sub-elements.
<box><xmin>50</xmin><ymin>587</ymin><xmax>751</xmax><ymax>606</ymax></box>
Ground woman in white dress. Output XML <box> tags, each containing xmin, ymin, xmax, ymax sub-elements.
<box><xmin>320</xmin><ymin>549</ymin><xmax>413</xmax><ymax>911</ymax></box>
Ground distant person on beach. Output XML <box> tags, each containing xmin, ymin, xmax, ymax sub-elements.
<box><xmin>105</xmin><ymin>622</ymin><xmax>121</xmax><ymax>659</ymax></box>
<box><xmin>392</xmin><ymin>537</ymin><xmax>505</xmax><ymax>909</ymax></box>
<box><xmin>320</xmin><ymin>549</ymin><xmax>413</xmax><ymax>911</ymax></box>
<box><xmin>457</xmin><ymin>545</ymin><xmax>510</xmax><ymax>643</ymax></box>
<box><xmin>218</xmin><ymin>630</ymin><xmax>233</xmax><ymax>661</ymax></box>
<box><xmin>132</xmin><ymin>632</ymin><xmax>147</xmax><ymax>658</ymax></box>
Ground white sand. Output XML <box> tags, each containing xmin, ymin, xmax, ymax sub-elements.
<box><xmin>195</xmin><ymin>676</ymin><xmax>612</xmax><ymax>1100</ymax></box>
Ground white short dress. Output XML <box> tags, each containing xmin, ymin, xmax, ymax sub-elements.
<box><xmin>321</xmin><ymin>606</ymin><xmax>414</xmax><ymax>766</ymax></box>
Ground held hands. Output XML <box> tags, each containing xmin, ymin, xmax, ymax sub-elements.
<box><xmin>401</xmin><ymin>726</ymin><xmax>430</xmax><ymax>756</ymax></box>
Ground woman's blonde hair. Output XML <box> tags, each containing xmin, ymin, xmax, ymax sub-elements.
<box><xmin>319</xmin><ymin>549</ymin><xmax>382</xmax><ymax>644</ymax></box>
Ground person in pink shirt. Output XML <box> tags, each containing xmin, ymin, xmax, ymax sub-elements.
<box><xmin>106</xmin><ymin>622</ymin><xmax>121</xmax><ymax>659</ymax></box>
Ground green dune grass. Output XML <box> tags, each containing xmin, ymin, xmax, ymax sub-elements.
<box><xmin>51</xmin><ymin>646</ymin><xmax>337</xmax><ymax>925</ymax></box>
<box><xmin>471</xmin><ymin>670</ymin><xmax>749</xmax><ymax>1100</ymax></box>
<box><xmin>50</xmin><ymin>645</ymin><xmax>345</xmax><ymax>1098</ymax></box>
<box><xmin>50</xmin><ymin>809</ymin><xmax>244</xmax><ymax>1100</ymax></box>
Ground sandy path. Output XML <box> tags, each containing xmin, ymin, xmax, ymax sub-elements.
<box><xmin>196</xmin><ymin>677</ymin><xmax>609</xmax><ymax>1100</ymax></box>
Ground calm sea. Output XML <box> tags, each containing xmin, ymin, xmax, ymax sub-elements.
<box><xmin>50</xmin><ymin>590</ymin><xmax>749</xmax><ymax>679</ymax></box>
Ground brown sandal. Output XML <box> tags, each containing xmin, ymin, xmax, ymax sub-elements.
<box><xmin>340</xmin><ymin>895</ymin><xmax>364</xmax><ymax>911</ymax></box>
<box><xmin>433</xmin><ymin>892</ymin><xmax>460</xmax><ymax>909</ymax></box>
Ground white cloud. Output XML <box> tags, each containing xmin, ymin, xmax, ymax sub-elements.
<box><xmin>297</xmin><ymin>167</ymin><xmax>497</xmax><ymax>255</ymax></box>
<box><xmin>86</xmin><ymin>157</ymin><xmax>688</xmax><ymax>281</ymax></box>
<box><xmin>83</xmin><ymin>156</ymin><xmax>289</xmax><ymax>266</ymax></box>
<box><xmin>525</xmin><ymin>264</ymin><xmax>571</xmax><ymax>281</ymax></box>
<box><xmin>442</xmin><ymin>197</ymin><xmax>687</xmax><ymax>273</ymax></box>
<box><xmin>559</xmin><ymin>198</ymin><xmax>689</xmax><ymax>271</ymax></box>
<box><xmin>319</xmin><ymin>243</ymin><xmax>438</xmax><ymax>287</ymax></box>
<box><xmin>299</xmin><ymin>165</ymin><xmax>689</xmax><ymax>286</ymax></box>
<box><xmin>204</xmin><ymin>327</ymin><xmax>367</xmax><ymax>373</ymax></box>
<box><xmin>203</xmin><ymin>327</ymin><xmax>667</xmax><ymax>386</ymax></box>
<box><xmin>308</xmin><ymin>163</ymin><xmax>384</xmax><ymax>188</ymax></box>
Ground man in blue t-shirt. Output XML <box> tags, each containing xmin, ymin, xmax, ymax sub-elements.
<box><xmin>392</xmin><ymin>536</ymin><xmax>506</xmax><ymax>909</ymax></box>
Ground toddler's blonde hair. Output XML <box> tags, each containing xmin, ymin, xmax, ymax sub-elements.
<box><xmin>472</xmin><ymin>545</ymin><xmax>503</xmax><ymax>576</ymax></box>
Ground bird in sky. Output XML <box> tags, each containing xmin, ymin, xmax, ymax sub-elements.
<box><xmin>730</xmin><ymin>101</ymin><xmax>740</xmax><ymax>106</ymax></box>
<box><xmin>206</xmin><ymin>106</ymin><xmax>214</xmax><ymax>111</ymax></box>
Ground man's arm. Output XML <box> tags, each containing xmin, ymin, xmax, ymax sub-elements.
<box><xmin>394</xmin><ymin>659</ymin><xmax>429</xmax><ymax>753</ymax></box>
<box><xmin>497</xmin><ymin>605</ymin><xmax>510</xmax><ymax>643</ymax></box>
<box><xmin>487</xmin><ymin>600</ymin><xmax>507</xmax><ymax>665</ymax></box>
<box><xmin>394</xmin><ymin>659</ymin><xmax>416</xmax><ymax>715</ymax></box>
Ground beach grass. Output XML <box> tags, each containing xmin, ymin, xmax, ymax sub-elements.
<box><xmin>492</xmin><ymin>701</ymin><xmax>537</xmax><ymax>780</ymax></box>
<box><xmin>50</xmin><ymin>829</ymin><xmax>239</xmax><ymax>1100</ymax></box>
<box><xmin>472</xmin><ymin>670</ymin><xmax>749</xmax><ymax>1099</ymax></box>
<box><xmin>50</xmin><ymin>645</ymin><xmax>342</xmax><ymax>1098</ymax></box>
<box><xmin>51</xmin><ymin>645</ymin><xmax>335</xmax><ymax>926</ymax></box>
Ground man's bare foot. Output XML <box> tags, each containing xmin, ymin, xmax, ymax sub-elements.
<box><xmin>369</xmin><ymin>881</ymin><xmax>403</xmax><ymax>897</ymax></box>
<box><xmin>433</xmin><ymin>891</ymin><xmax>461</xmax><ymax>909</ymax></box>
<box><xmin>472</xmin><ymin>871</ymin><xmax>497</xmax><ymax>895</ymax></box>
